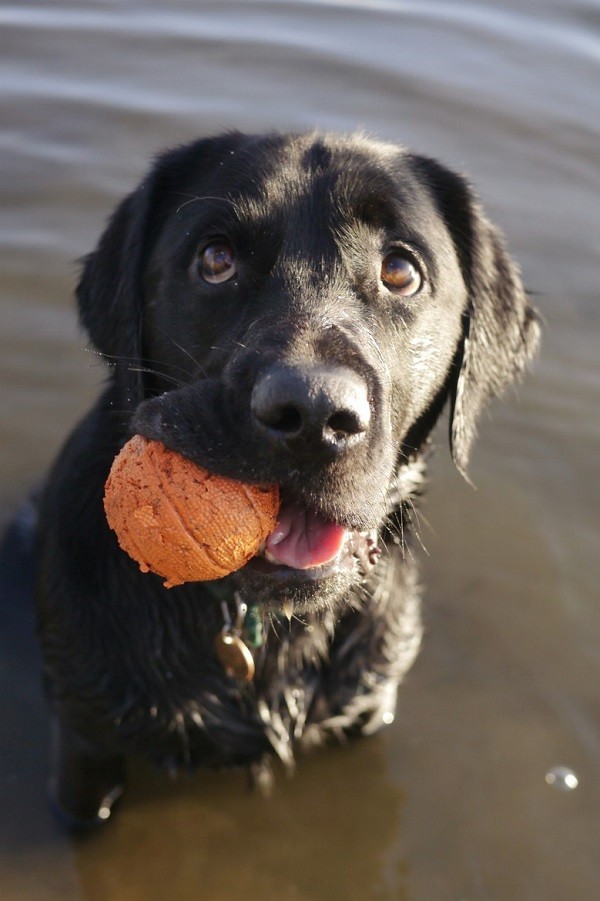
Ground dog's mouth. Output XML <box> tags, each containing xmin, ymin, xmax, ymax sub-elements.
<box><xmin>248</xmin><ymin>497</ymin><xmax>381</xmax><ymax>582</ymax></box>
<box><xmin>265</xmin><ymin>499</ymin><xmax>349</xmax><ymax>569</ymax></box>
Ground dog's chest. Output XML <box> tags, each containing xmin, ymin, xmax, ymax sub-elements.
<box><xmin>107</xmin><ymin>604</ymin><xmax>333</xmax><ymax>768</ymax></box>
<box><xmin>106</xmin><ymin>558</ymin><xmax>419</xmax><ymax>771</ymax></box>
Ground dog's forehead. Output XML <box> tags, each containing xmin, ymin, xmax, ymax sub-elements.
<box><xmin>230</xmin><ymin>136</ymin><xmax>420</xmax><ymax>213</ymax></box>
<box><xmin>171</xmin><ymin>132</ymin><xmax>442</xmax><ymax>240</ymax></box>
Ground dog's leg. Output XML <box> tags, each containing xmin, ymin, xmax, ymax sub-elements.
<box><xmin>49</xmin><ymin>716</ymin><xmax>126</xmax><ymax>829</ymax></box>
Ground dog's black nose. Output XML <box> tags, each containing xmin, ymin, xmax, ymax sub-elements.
<box><xmin>251</xmin><ymin>364</ymin><xmax>370</xmax><ymax>455</ymax></box>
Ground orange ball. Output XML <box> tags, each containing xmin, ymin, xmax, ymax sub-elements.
<box><xmin>103</xmin><ymin>435</ymin><xmax>279</xmax><ymax>588</ymax></box>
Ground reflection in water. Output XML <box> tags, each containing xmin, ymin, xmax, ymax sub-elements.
<box><xmin>74</xmin><ymin>744</ymin><xmax>405</xmax><ymax>901</ymax></box>
<box><xmin>1</xmin><ymin>0</ymin><xmax>599</xmax><ymax>897</ymax></box>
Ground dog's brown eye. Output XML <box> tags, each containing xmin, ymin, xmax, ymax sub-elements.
<box><xmin>381</xmin><ymin>253</ymin><xmax>421</xmax><ymax>296</ymax></box>
<box><xmin>198</xmin><ymin>242</ymin><xmax>236</xmax><ymax>284</ymax></box>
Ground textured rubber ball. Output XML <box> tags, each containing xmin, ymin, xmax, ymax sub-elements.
<box><xmin>103</xmin><ymin>435</ymin><xmax>280</xmax><ymax>588</ymax></box>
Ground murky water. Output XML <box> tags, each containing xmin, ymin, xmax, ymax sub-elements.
<box><xmin>1</xmin><ymin>1</ymin><xmax>599</xmax><ymax>898</ymax></box>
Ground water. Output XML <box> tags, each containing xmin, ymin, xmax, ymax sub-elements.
<box><xmin>1</xmin><ymin>1</ymin><xmax>599</xmax><ymax>898</ymax></box>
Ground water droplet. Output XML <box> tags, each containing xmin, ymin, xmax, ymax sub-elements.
<box><xmin>545</xmin><ymin>766</ymin><xmax>579</xmax><ymax>791</ymax></box>
<box><xmin>382</xmin><ymin>711</ymin><xmax>395</xmax><ymax>725</ymax></box>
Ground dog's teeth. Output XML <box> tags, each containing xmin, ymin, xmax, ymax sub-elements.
<box><xmin>282</xmin><ymin>601</ymin><xmax>294</xmax><ymax>622</ymax></box>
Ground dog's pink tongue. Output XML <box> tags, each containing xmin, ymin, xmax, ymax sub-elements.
<box><xmin>264</xmin><ymin>502</ymin><xmax>348</xmax><ymax>570</ymax></box>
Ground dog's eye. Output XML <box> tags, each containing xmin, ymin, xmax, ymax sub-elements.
<box><xmin>381</xmin><ymin>253</ymin><xmax>421</xmax><ymax>296</ymax></box>
<box><xmin>197</xmin><ymin>242</ymin><xmax>237</xmax><ymax>284</ymax></box>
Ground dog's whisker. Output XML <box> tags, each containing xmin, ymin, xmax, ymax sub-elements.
<box><xmin>108</xmin><ymin>408</ymin><xmax>139</xmax><ymax>417</ymax></box>
<box><xmin>84</xmin><ymin>347</ymin><xmax>138</xmax><ymax>365</ymax></box>
<box><xmin>85</xmin><ymin>346</ymin><xmax>196</xmax><ymax>382</ymax></box>
<box><xmin>266</xmin><ymin>610</ymin><xmax>283</xmax><ymax>640</ymax></box>
<box><xmin>168</xmin><ymin>339</ymin><xmax>209</xmax><ymax>379</ymax></box>
<box><xmin>396</xmin><ymin>508</ymin><xmax>406</xmax><ymax>562</ymax></box>
<box><xmin>407</xmin><ymin>497</ymin><xmax>434</xmax><ymax>539</ymax></box>
<box><xmin>383</xmin><ymin>509</ymin><xmax>414</xmax><ymax>563</ymax></box>
<box><xmin>86</xmin><ymin>360</ymin><xmax>116</xmax><ymax>370</ymax></box>
<box><xmin>290</xmin><ymin>610</ymin><xmax>308</xmax><ymax>627</ymax></box>
<box><xmin>128</xmin><ymin>366</ymin><xmax>187</xmax><ymax>388</ymax></box>
<box><xmin>173</xmin><ymin>192</ymin><xmax>241</xmax><ymax>216</ymax></box>
<box><xmin>144</xmin><ymin>326</ymin><xmax>204</xmax><ymax>379</ymax></box>
<box><xmin>404</xmin><ymin>504</ymin><xmax>428</xmax><ymax>557</ymax></box>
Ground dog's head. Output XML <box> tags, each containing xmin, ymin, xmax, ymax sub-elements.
<box><xmin>78</xmin><ymin>132</ymin><xmax>539</xmax><ymax>609</ymax></box>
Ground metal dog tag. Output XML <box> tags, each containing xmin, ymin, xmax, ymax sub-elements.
<box><xmin>214</xmin><ymin>632</ymin><xmax>255</xmax><ymax>683</ymax></box>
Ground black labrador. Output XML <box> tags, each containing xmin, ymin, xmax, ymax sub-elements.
<box><xmin>35</xmin><ymin>131</ymin><xmax>540</xmax><ymax>826</ymax></box>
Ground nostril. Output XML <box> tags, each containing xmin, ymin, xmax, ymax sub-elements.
<box><xmin>262</xmin><ymin>404</ymin><xmax>303</xmax><ymax>437</ymax></box>
<box><xmin>326</xmin><ymin>409</ymin><xmax>365</xmax><ymax>438</ymax></box>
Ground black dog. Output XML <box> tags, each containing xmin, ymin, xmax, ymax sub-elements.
<box><xmin>35</xmin><ymin>131</ymin><xmax>539</xmax><ymax>826</ymax></box>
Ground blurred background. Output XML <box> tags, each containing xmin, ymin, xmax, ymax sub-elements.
<box><xmin>1</xmin><ymin>1</ymin><xmax>598</xmax><ymax>898</ymax></box>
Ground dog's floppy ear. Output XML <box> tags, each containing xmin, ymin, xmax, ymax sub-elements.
<box><xmin>412</xmin><ymin>156</ymin><xmax>541</xmax><ymax>477</ymax></box>
<box><xmin>449</xmin><ymin>212</ymin><xmax>540</xmax><ymax>477</ymax></box>
<box><xmin>76</xmin><ymin>171</ymin><xmax>161</xmax><ymax>405</ymax></box>
<box><xmin>76</xmin><ymin>133</ymin><xmax>244</xmax><ymax>406</ymax></box>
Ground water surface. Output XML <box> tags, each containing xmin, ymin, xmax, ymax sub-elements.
<box><xmin>1</xmin><ymin>1</ymin><xmax>599</xmax><ymax>898</ymax></box>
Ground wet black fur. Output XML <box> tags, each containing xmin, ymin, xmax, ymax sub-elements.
<box><xmin>35</xmin><ymin>131</ymin><xmax>539</xmax><ymax>825</ymax></box>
